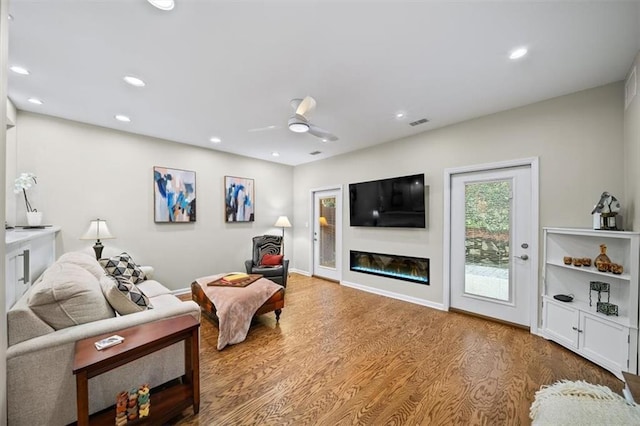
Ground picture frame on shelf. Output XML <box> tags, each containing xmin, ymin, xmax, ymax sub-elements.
<box><xmin>224</xmin><ymin>176</ymin><xmax>254</xmax><ymax>222</ymax></box>
<box><xmin>153</xmin><ymin>166</ymin><xmax>196</xmax><ymax>223</ymax></box>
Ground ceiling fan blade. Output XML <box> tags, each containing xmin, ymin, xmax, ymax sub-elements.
<box><xmin>248</xmin><ymin>125</ymin><xmax>279</xmax><ymax>133</ymax></box>
<box><xmin>295</xmin><ymin>96</ymin><xmax>316</xmax><ymax>119</ymax></box>
<box><xmin>308</xmin><ymin>123</ymin><xmax>338</xmax><ymax>141</ymax></box>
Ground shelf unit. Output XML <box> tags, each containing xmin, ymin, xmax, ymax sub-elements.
<box><xmin>541</xmin><ymin>227</ymin><xmax>640</xmax><ymax>379</ymax></box>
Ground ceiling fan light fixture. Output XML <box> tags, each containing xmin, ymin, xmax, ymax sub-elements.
<box><xmin>147</xmin><ymin>0</ymin><xmax>175</xmax><ymax>10</ymax></box>
<box><xmin>288</xmin><ymin>117</ymin><xmax>310</xmax><ymax>133</ymax></box>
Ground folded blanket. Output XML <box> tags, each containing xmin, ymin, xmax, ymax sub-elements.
<box><xmin>194</xmin><ymin>274</ymin><xmax>282</xmax><ymax>350</ymax></box>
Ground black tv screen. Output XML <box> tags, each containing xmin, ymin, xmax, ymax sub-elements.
<box><xmin>349</xmin><ymin>174</ymin><xmax>425</xmax><ymax>228</ymax></box>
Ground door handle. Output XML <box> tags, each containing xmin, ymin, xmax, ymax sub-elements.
<box><xmin>572</xmin><ymin>326</ymin><xmax>583</xmax><ymax>333</ymax></box>
<box><xmin>514</xmin><ymin>254</ymin><xmax>529</xmax><ymax>261</ymax></box>
<box><xmin>18</xmin><ymin>249</ymin><xmax>30</xmax><ymax>283</ymax></box>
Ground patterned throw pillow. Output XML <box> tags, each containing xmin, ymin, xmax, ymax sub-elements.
<box><xmin>100</xmin><ymin>274</ymin><xmax>153</xmax><ymax>315</ymax></box>
<box><xmin>99</xmin><ymin>252</ymin><xmax>146</xmax><ymax>284</ymax></box>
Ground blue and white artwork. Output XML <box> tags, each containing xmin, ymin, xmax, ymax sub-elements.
<box><xmin>154</xmin><ymin>167</ymin><xmax>196</xmax><ymax>222</ymax></box>
<box><xmin>225</xmin><ymin>176</ymin><xmax>254</xmax><ymax>222</ymax></box>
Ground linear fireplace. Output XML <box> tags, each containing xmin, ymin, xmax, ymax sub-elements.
<box><xmin>350</xmin><ymin>250</ymin><xmax>429</xmax><ymax>284</ymax></box>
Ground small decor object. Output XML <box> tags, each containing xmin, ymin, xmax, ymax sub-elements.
<box><xmin>207</xmin><ymin>273</ymin><xmax>263</xmax><ymax>287</ymax></box>
<box><xmin>581</xmin><ymin>258</ymin><xmax>592</xmax><ymax>267</ymax></box>
<box><xmin>597</xmin><ymin>301</ymin><xmax>619</xmax><ymax>316</ymax></box>
<box><xmin>563</xmin><ymin>256</ymin><xmax>573</xmax><ymax>265</ymax></box>
<box><xmin>611</xmin><ymin>263</ymin><xmax>624</xmax><ymax>275</ymax></box>
<box><xmin>597</xmin><ymin>262</ymin><xmax>611</xmax><ymax>272</ymax></box>
<box><xmin>138</xmin><ymin>384</ymin><xmax>151</xmax><ymax>418</ymax></box>
<box><xmin>115</xmin><ymin>391</ymin><xmax>128</xmax><ymax>426</ymax></box>
<box><xmin>224</xmin><ymin>176</ymin><xmax>255</xmax><ymax>222</ymax></box>
<box><xmin>572</xmin><ymin>258</ymin><xmax>582</xmax><ymax>267</ymax></box>
<box><xmin>594</xmin><ymin>244</ymin><xmax>612</xmax><ymax>270</ymax></box>
<box><xmin>80</xmin><ymin>218</ymin><xmax>115</xmax><ymax>259</ymax></box>
<box><xmin>154</xmin><ymin>166</ymin><xmax>196</xmax><ymax>223</ymax></box>
<box><xmin>127</xmin><ymin>387</ymin><xmax>139</xmax><ymax>421</ymax></box>
<box><xmin>591</xmin><ymin>191</ymin><xmax>622</xmax><ymax>230</ymax></box>
<box><xmin>14</xmin><ymin>172</ymin><xmax>42</xmax><ymax>226</ymax></box>
<box><xmin>589</xmin><ymin>281</ymin><xmax>610</xmax><ymax>307</ymax></box>
<box><xmin>553</xmin><ymin>294</ymin><xmax>574</xmax><ymax>303</ymax></box>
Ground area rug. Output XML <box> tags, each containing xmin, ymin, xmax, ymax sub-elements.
<box><xmin>530</xmin><ymin>380</ymin><xmax>640</xmax><ymax>425</ymax></box>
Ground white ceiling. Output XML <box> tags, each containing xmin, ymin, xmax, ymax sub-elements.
<box><xmin>7</xmin><ymin>1</ymin><xmax>640</xmax><ymax>166</ymax></box>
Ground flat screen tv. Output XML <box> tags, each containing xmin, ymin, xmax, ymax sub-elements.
<box><xmin>349</xmin><ymin>174</ymin><xmax>425</xmax><ymax>228</ymax></box>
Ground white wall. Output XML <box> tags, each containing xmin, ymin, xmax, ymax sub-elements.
<box><xmin>293</xmin><ymin>82</ymin><xmax>625</xmax><ymax>305</ymax></box>
<box><xmin>624</xmin><ymin>51</ymin><xmax>640</xmax><ymax>231</ymax></box>
<box><xmin>1</xmin><ymin>0</ymin><xmax>9</xmax><ymax>422</ymax></box>
<box><xmin>14</xmin><ymin>112</ymin><xmax>294</xmax><ymax>291</ymax></box>
<box><xmin>6</xmin><ymin>99</ymin><xmax>16</xmax><ymax>225</ymax></box>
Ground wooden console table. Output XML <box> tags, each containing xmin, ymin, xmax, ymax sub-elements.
<box><xmin>73</xmin><ymin>315</ymin><xmax>200</xmax><ymax>425</ymax></box>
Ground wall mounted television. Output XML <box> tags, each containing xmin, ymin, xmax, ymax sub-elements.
<box><xmin>349</xmin><ymin>174</ymin><xmax>426</xmax><ymax>228</ymax></box>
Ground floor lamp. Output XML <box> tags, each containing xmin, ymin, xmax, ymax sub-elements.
<box><xmin>274</xmin><ymin>216</ymin><xmax>292</xmax><ymax>255</ymax></box>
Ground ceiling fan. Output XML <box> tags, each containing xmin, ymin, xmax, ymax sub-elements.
<box><xmin>287</xmin><ymin>96</ymin><xmax>338</xmax><ymax>141</ymax></box>
<box><xmin>248</xmin><ymin>96</ymin><xmax>338</xmax><ymax>142</ymax></box>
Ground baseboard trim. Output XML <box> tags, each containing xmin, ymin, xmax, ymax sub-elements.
<box><xmin>171</xmin><ymin>288</ymin><xmax>191</xmax><ymax>296</ymax></box>
<box><xmin>290</xmin><ymin>268</ymin><xmax>311</xmax><ymax>276</ymax></box>
<box><xmin>340</xmin><ymin>280</ymin><xmax>446</xmax><ymax>311</ymax></box>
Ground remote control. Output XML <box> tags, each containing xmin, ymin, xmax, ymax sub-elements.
<box><xmin>94</xmin><ymin>335</ymin><xmax>124</xmax><ymax>350</ymax></box>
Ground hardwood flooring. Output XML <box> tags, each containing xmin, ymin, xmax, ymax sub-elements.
<box><xmin>173</xmin><ymin>274</ymin><xmax>621</xmax><ymax>425</ymax></box>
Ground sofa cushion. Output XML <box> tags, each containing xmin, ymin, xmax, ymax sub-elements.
<box><xmin>57</xmin><ymin>251</ymin><xmax>106</xmax><ymax>280</ymax></box>
<box><xmin>28</xmin><ymin>262</ymin><xmax>115</xmax><ymax>330</ymax></box>
<box><xmin>99</xmin><ymin>252</ymin><xmax>146</xmax><ymax>284</ymax></box>
<box><xmin>100</xmin><ymin>275</ymin><xmax>153</xmax><ymax>315</ymax></box>
<box><xmin>136</xmin><ymin>280</ymin><xmax>171</xmax><ymax>298</ymax></box>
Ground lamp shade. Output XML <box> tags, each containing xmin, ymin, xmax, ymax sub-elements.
<box><xmin>319</xmin><ymin>216</ymin><xmax>329</xmax><ymax>226</ymax></box>
<box><xmin>274</xmin><ymin>216</ymin><xmax>292</xmax><ymax>228</ymax></box>
<box><xmin>80</xmin><ymin>219</ymin><xmax>115</xmax><ymax>240</ymax></box>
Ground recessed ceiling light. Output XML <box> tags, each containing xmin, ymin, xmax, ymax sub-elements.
<box><xmin>321</xmin><ymin>138</ymin><xmax>328</xmax><ymax>143</ymax></box>
<box><xmin>27</xmin><ymin>98</ymin><xmax>43</xmax><ymax>105</ymax></box>
<box><xmin>8</xmin><ymin>14</ymin><xmax>13</xmax><ymax>20</ymax></box>
<box><xmin>509</xmin><ymin>47</ymin><xmax>528</xmax><ymax>60</ymax></box>
<box><xmin>272</xmin><ymin>152</ymin><xmax>280</xmax><ymax>157</ymax></box>
<box><xmin>210</xmin><ymin>137</ymin><xmax>221</xmax><ymax>143</ymax></box>
<box><xmin>147</xmin><ymin>0</ymin><xmax>175</xmax><ymax>10</ymax></box>
<box><xmin>10</xmin><ymin>65</ymin><xmax>29</xmax><ymax>75</ymax></box>
<box><xmin>395</xmin><ymin>112</ymin><xmax>405</xmax><ymax>119</ymax></box>
<box><xmin>123</xmin><ymin>75</ymin><xmax>146</xmax><ymax>87</ymax></box>
<box><xmin>115</xmin><ymin>114</ymin><xmax>131</xmax><ymax>122</ymax></box>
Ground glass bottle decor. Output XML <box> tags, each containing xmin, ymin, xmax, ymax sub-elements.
<box><xmin>594</xmin><ymin>244</ymin><xmax>611</xmax><ymax>271</ymax></box>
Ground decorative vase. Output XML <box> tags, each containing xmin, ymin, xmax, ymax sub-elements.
<box><xmin>594</xmin><ymin>244</ymin><xmax>611</xmax><ymax>270</ymax></box>
<box><xmin>26</xmin><ymin>211</ymin><xmax>43</xmax><ymax>226</ymax></box>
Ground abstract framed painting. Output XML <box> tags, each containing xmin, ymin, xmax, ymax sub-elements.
<box><xmin>154</xmin><ymin>166</ymin><xmax>196</xmax><ymax>223</ymax></box>
<box><xmin>224</xmin><ymin>176</ymin><xmax>255</xmax><ymax>222</ymax></box>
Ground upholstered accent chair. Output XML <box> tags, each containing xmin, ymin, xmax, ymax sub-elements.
<box><xmin>244</xmin><ymin>235</ymin><xmax>289</xmax><ymax>287</ymax></box>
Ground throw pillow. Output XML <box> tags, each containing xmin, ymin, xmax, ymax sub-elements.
<box><xmin>260</xmin><ymin>254</ymin><xmax>283</xmax><ymax>267</ymax></box>
<box><xmin>99</xmin><ymin>252</ymin><xmax>146</xmax><ymax>284</ymax></box>
<box><xmin>28</xmin><ymin>262</ymin><xmax>115</xmax><ymax>330</ymax></box>
<box><xmin>100</xmin><ymin>275</ymin><xmax>153</xmax><ymax>315</ymax></box>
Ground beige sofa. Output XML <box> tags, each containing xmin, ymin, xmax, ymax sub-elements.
<box><xmin>6</xmin><ymin>250</ymin><xmax>200</xmax><ymax>425</ymax></box>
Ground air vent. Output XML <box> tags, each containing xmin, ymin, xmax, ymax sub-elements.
<box><xmin>409</xmin><ymin>118</ymin><xmax>429</xmax><ymax>127</ymax></box>
<box><xmin>310</xmin><ymin>151</ymin><xmax>322</xmax><ymax>156</ymax></box>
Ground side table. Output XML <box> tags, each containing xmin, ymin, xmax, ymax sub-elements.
<box><xmin>73</xmin><ymin>315</ymin><xmax>200</xmax><ymax>425</ymax></box>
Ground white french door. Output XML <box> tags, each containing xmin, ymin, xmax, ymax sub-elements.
<box><xmin>450</xmin><ymin>166</ymin><xmax>533</xmax><ymax>327</ymax></box>
<box><xmin>312</xmin><ymin>189</ymin><xmax>341</xmax><ymax>281</ymax></box>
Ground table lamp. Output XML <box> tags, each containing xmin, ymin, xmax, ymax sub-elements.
<box><xmin>80</xmin><ymin>218</ymin><xmax>115</xmax><ymax>259</ymax></box>
<box><xmin>274</xmin><ymin>216</ymin><xmax>292</xmax><ymax>254</ymax></box>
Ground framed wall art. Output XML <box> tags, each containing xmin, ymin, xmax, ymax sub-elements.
<box><xmin>225</xmin><ymin>176</ymin><xmax>254</xmax><ymax>222</ymax></box>
<box><xmin>154</xmin><ymin>166</ymin><xmax>196</xmax><ymax>223</ymax></box>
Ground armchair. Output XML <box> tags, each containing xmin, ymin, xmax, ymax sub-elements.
<box><xmin>244</xmin><ymin>235</ymin><xmax>289</xmax><ymax>287</ymax></box>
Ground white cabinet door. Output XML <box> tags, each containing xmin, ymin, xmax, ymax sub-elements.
<box><xmin>580</xmin><ymin>312</ymin><xmax>629</xmax><ymax>374</ymax></box>
<box><xmin>543</xmin><ymin>299</ymin><xmax>579</xmax><ymax>349</ymax></box>
<box><xmin>5</xmin><ymin>253</ymin><xmax>17</xmax><ymax>312</ymax></box>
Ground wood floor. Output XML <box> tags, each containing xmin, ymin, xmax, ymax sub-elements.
<box><xmin>172</xmin><ymin>274</ymin><xmax>622</xmax><ymax>425</ymax></box>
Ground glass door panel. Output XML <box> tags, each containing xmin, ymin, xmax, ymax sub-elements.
<box><xmin>319</xmin><ymin>196</ymin><xmax>336</xmax><ymax>268</ymax></box>
<box><xmin>464</xmin><ymin>180</ymin><xmax>511</xmax><ymax>302</ymax></box>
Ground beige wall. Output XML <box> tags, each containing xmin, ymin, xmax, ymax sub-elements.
<box><xmin>624</xmin><ymin>51</ymin><xmax>640</xmax><ymax>231</ymax></box>
<box><xmin>14</xmin><ymin>112</ymin><xmax>294</xmax><ymax>290</ymax></box>
<box><xmin>293</xmin><ymin>83</ymin><xmax>625</xmax><ymax>305</ymax></box>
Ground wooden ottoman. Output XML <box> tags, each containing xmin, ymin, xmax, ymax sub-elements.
<box><xmin>191</xmin><ymin>278</ymin><xmax>285</xmax><ymax>322</ymax></box>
